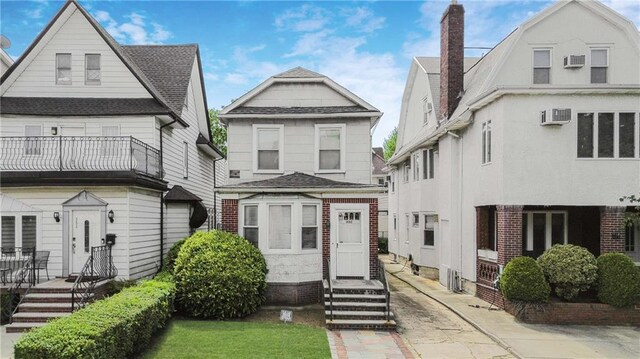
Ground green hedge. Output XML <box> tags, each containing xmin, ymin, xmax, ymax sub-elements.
<box><xmin>163</xmin><ymin>237</ymin><xmax>188</xmax><ymax>273</ymax></box>
<box><xmin>596</xmin><ymin>253</ymin><xmax>640</xmax><ymax>308</ymax></box>
<box><xmin>14</xmin><ymin>279</ymin><xmax>175</xmax><ymax>359</ymax></box>
<box><xmin>500</xmin><ymin>256</ymin><xmax>550</xmax><ymax>303</ymax></box>
<box><xmin>537</xmin><ymin>244</ymin><xmax>597</xmax><ymax>301</ymax></box>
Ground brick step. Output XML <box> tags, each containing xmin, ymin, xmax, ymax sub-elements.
<box><xmin>5</xmin><ymin>322</ymin><xmax>47</xmax><ymax>333</ymax></box>
<box><xmin>324</xmin><ymin>288</ymin><xmax>386</xmax><ymax>296</ymax></box>
<box><xmin>325</xmin><ymin>310</ymin><xmax>394</xmax><ymax>320</ymax></box>
<box><xmin>18</xmin><ymin>302</ymin><xmax>73</xmax><ymax>313</ymax></box>
<box><xmin>325</xmin><ymin>301</ymin><xmax>388</xmax><ymax>311</ymax></box>
<box><xmin>23</xmin><ymin>293</ymin><xmax>91</xmax><ymax>303</ymax></box>
<box><xmin>11</xmin><ymin>312</ymin><xmax>70</xmax><ymax>323</ymax></box>
<box><xmin>29</xmin><ymin>287</ymin><xmax>72</xmax><ymax>294</ymax></box>
<box><xmin>324</xmin><ymin>293</ymin><xmax>387</xmax><ymax>302</ymax></box>
<box><xmin>326</xmin><ymin>319</ymin><xmax>397</xmax><ymax>331</ymax></box>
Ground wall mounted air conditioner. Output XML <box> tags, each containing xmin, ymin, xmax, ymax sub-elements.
<box><xmin>563</xmin><ymin>55</ymin><xmax>585</xmax><ymax>68</ymax></box>
<box><xmin>540</xmin><ymin>108</ymin><xmax>571</xmax><ymax>125</ymax></box>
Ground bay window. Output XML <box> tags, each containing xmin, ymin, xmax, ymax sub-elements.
<box><xmin>422</xmin><ymin>148</ymin><xmax>435</xmax><ymax>179</ymax></box>
<box><xmin>242</xmin><ymin>205</ymin><xmax>259</xmax><ymax>247</ymax></box>
<box><xmin>301</xmin><ymin>205</ymin><xmax>318</xmax><ymax>249</ymax></box>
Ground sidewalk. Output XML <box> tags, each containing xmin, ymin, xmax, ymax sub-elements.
<box><xmin>383</xmin><ymin>256</ymin><xmax>640</xmax><ymax>359</ymax></box>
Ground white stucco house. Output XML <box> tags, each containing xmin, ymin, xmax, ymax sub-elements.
<box><xmin>387</xmin><ymin>0</ymin><xmax>640</xmax><ymax>305</ymax></box>
<box><xmin>0</xmin><ymin>0</ymin><xmax>225</xmax><ymax>281</ymax></box>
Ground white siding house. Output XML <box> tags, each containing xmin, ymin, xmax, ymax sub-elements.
<box><xmin>388</xmin><ymin>0</ymin><xmax>640</xmax><ymax>305</ymax></box>
<box><xmin>0</xmin><ymin>0</ymin><xmax>224</xmax><ymax>280</ymax></box>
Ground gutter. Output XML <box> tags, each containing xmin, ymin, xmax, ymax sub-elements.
<box><xmin>217</xmin><ymin>186</ymin><xmax>386</xmax><ymax>194</ymax></box>
<box><xmin>158</xmin><ymin>119</ymin><xmax>177</xmax><ymax>273</ymax></box>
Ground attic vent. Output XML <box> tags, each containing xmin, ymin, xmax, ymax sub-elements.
<box><xmin>563</xmin><ymin>55</ymin><xmax>585</xmax><ymax>68</ymax></box>
<box><xmin>541</xmin><ymin>108</ymin><xmax>572</xmax><ymax>125</ymax></box>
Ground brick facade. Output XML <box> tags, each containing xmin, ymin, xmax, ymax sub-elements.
<box><xmin>322</xmin><ymin>198</ymin><xmax>379</xmax><ymax>280</ymax></box>
<box><xmin>439</xmin><ymin>3</ymin><xmax>464</xmax><ymax>119</ymax></box>
<box><xmin>600</xmin><ymin>206</ymin><xmax>625</xmax><ymax>254</ymax></box>
<box><xmin>504</xmin><ymin>301</ymin><xmax>640</xmax><ymax>326</ymax></box>
<box><xmin>476</xmin><ymin>207</ymin><xmax>489</xmax><ymax>249</ymax></box>
<box><xmin>221</xmin><ymin>199</ymin><xmax>238</xmax><ymax>234</ymax></box>
<box><xmin>264</xmin><ymin>281</ymin><xmax>323</xmax><ymax>305</ymax></box>
<box><xmin>496</xmin><ymin>205</ymin><xmax>523</xmax><ymax>266</ymax></box>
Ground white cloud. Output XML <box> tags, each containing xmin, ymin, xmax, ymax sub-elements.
<box><xmin>92</xmin><ymin>10</ymin><xmax>172</xmax><ymax>45</ymax></box>
<box><xmin>601</xmin><ymin>0</ymin><xmax>640</xmax><ymax>25</ymax></box>
<box><xmin>274</xmin><ymin>4</ymin><xmax>330</xmax><ymax>32</ymax></box>
<box><xmin>342</xmin><ymin>7</ymin><xmax>386</xmax><ymax>33</ymax></box>
<box><xmin>24</xmin><ymin>0</ymin><xmax>49</xmax><ymax>19</ymax></box>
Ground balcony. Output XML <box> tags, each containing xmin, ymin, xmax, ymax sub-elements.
<box><xmin>0</xmin><ymin>136</ymin><xmax>165</xmax><ymax>188</ymax></box>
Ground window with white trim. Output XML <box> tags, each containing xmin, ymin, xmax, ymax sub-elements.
<box><xmin>403</xmin><ymin>161</ymin><xmax>410</xmax><ymax>182</ymax></box>
<box><xmin>522</xmin><ymin>211</ymin><xmax>567</xmax><ymax>254</ymax></box>
<box><xmin>412</xmin><ymin>213</ymin><xmax>419</xmax><ymax>228</ymax></box>
<box><xmin>412</xmin><ymin>153</ymin><xmax>420</xmax><ymax>181</ymax></box>
<box><xmin>85</xmin><ymin>54</ymin><xmax>101</xmax><ymax>85</ymax></box>
<box><xmin>1</xmin><ymin>215</ymin><xmax>37</xmax><ymax>251</ymax></box>
<box><xmin>1</xmin><ymin>216</ymin><xmax>16</xmax><ymax>251</ymax></box>
<box><xmin>24</xmin><ymin>125</ymin><xmax>42</xmax><ymax>156</ymax></box>
<box><xmin>533</xmin><ymin>49</ymin><xmax>551</xmax><ymax>84</ymax></box>
<box><xmin>590</xmin><ymin>48</ymin><xmax>608</xmax><ymax>84</ymax></box>
<box><xmin>182</xmin><ymin>142</ymin><xmax>189</xmax><ymax>178</ymax></box>
<box><xmin>268</xmin><ymin>205</ymin><xmax>292</xmax><ymax>250</ymax></box>
<box><xmin>243</xmin><ymin>205</ymin><xmax>259</xmax><ymax>247</ymax></box>
<box><xmin>301</xmin><ymin>205</ymin><xmax>318</xmax><ymax>249</ymax></box>
<box><xmin>482</xmin><ymin>120</ymin><xmax>492</xmax><ymax>164</ymax></box>
<box><xmin>424</xmin><ymin>214</ymin><xmax>436</xmax><ymax>246</ymax></box>
<box><xmin>422</xmin><ymin>148</ymin><xmax>435</xmax><ymax>179</ymax></box>
<box><xmin>577</xmin><ymin>112</ymin><xmax>638</xmax><ymax>158</ymax></box>
<box><xmin>316</xmin><ymin>124</ymin><xmax>345</xmax><ymax>172</ymax></box>
<box><xmin>56</xmin><ymin>53</ymin><xmax>71</xmax><ymax>85</ymax></box>
<box><xmin>254</xmin><ymin>125</ymin><xmax>283</xmax><ymax>172</ymax></box>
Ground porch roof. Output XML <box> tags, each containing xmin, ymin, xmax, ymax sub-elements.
<box><xmin>218</xmin><ymin>172</ymin><xmax>384</xmax><ymax>193</ymax></box>
<box><xmin>0</xmin><ymin>97</ymin><xmax>169</xmax><ymax>117</ymax></box>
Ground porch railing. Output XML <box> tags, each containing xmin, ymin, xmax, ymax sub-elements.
<box><xmin>0</xmin><ymin>136</ymin><xmax>162</xmax><ymax>179</ymax></box>
<box><xmin>477</xmin><ymin>258</ymin><xmax>500</xmax><ymax>288</ymax></box>
<box><xmin>324</xmin><ymin>258</ymin><xmax>334</xmax><ymax>321</ymax></box>
<box><xmin>71</xmin><ymin>245</ymin><xmax>118</xmax><ymax>311</ymax></box>
<box><xmin>377</xmin><ymin>259</ymin><xmax>391</xmax><ymax>322</ymax></box>
<box><xmin>2</xmin><ymin>247</ymin><xmax>36</xmax><ymax>324</ymax></box>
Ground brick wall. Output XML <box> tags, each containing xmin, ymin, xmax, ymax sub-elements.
<box><xmin>600</xmin><ymin>206</ymin><xmax>625</xmax><ymax>253</ymax></box>
<box><xmin>439</xmin><ymin>3</ymin><xmax>464</xmax><ymax>120</ymax></box>
<box><xmin>504</xmin><ymin>301</ymin><xmax>640</xmax><ymax>326</ymax></box>
<box><xmin>264</xmin><ymin>281</ymin><xmax>323</xmax><ymax>305</ymax></box>
<box><xmin>496</xmin><ymin>205</ymin><xmax>523</xmax><ymax>266</ymax></box>
<box><xmin>322</xmin><ymin>198</ymin><xmax>379</xmax><ymax>280</ymax></box>
<box><xmin>221</xmin><ymin>199</ymin><xmax>238</xmax><ymax>234</ymax></box>
<box><xmin>476</xmin><ymin>283</ymin><xmax>505</xmax><ymax>308</ymax></box>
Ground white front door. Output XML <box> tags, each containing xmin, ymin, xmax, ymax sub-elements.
<box><xmin>331</xmin><ymin>204</ymin><xmax>369</xmax><ymax>279</ymax></box>
<box><xmin>70</xmin><ymin>210</ymin><xmax>101</xmax><ymax>273</ymax></box>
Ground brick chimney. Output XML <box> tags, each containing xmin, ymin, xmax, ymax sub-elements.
<box><xmin>439</xmin><ymin>1</ymin><xmax>464</xmax><ymax>120</ymax></box>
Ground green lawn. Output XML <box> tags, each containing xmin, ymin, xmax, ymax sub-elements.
<box><xmin>139</xmin><ymin>319</ymin><xmax>331</xmax><ymax>359</ymax></box>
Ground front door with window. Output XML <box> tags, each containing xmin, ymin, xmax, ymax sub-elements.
<box><xmin>70</xmin><ymin>210</ymin><xmax>101</xmax><ymax>273</ymax></box>
<box><xmin>331</xmin><ymin>204</ymin><xmax>369</xmax><ymax>279</ymax></box>
<box><xmin>625</xmin><ymin>221</ymin><xmax>639</xmax><ymax>263</ymax></box>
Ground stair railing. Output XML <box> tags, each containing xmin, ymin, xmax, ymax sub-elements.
<box><xmin>378</xmin><ymin>259</ymin><xmax>391</xmax><ymax>322</ymax></box>
<box><xmin>5</xmin><ymin>247</ymin><xmax>36</xmax><ymax>324</ymax></box>
<box><xmin>325</xmin><ymin>258</ymin><xmax>334</xmax><ymax>321</ymax></box>
<box><xmin>71</xmin><ymin>245</ymin><xmax>117</xmax><ymax>311</ymax></box>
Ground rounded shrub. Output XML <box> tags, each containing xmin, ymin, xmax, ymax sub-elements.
<box><xmin>174</xmin><ymin>230</ymin><xmax>267</xmax><ymax>319</ymax></box>
<box><xmin>500</xmin><ymin>256</ymin><xmax>550</xmax><ymax>302</ymax></box>
<box><xmin>537</xmin><ymin>244</ymin><xmax>597</xmax><ymax>301</ymax></box>
<box><xmin>596</xmin><ymin>253</ymin><xmax>640</xmax><ymax>307</ymax></box>
<box><xmin>163</xmin><ymin>237</ymin><xmax>188</xmax><ymax>273</ymax></box>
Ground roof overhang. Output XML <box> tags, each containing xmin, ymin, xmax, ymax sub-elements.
<box><xmin>217</xmin><ymin>186</ymin><xmax>386</xmax><ymax>194</ymax></box>
<box><xmin>196</xmin><ymin>133</ymin><xmax>224</xmax><ymax>159</ymax></box>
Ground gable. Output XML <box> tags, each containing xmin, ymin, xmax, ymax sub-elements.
<box><xmin>243</xmin><ymin>82</ymin><xmax>356</xmax><ymax>107</ymax></box>
<box><xmin>2</xmin><ymin>6</ymin><xmax>151</xmax><ymax>98</ymax></box>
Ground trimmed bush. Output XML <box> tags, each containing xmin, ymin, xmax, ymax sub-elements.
<box><xmin>537</xmin><ymin>244</ymin><xmax>597</xmax><ymax>301</ymax></box>
<box><xmin>500</xmin><ymin>256</ymin><xmax>550</xmax><ymax>302</ymax></box>
<box><xmin>105</xmin><ymin>278</ymin><xmax>138</xmax><ymax>297</ymax></box>
<box><xmin>163</xmin><ymin>237</ymin><xmax>188</xmax><ymax>273</ymax></box>
<box><xmin>174</xmin><ymin>230</ymin><xmax>267</xmax><ymax>319</ymax></box>
<box><xmin>1</xmin><ymin>293</ymin><xmax>12</xmax><ymax>324</ymax></box>
<box><xmin>14</xmin><ymin>279</ymin><xmax>175</xmax><ymax>359</ymax></box>
<box><xmin>596</xmin><ymin>253</ymin><xmax>640</xmax><ymax>307</ymax></box>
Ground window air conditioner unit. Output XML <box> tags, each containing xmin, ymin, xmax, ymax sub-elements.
<box><xmin>563</xmin><ymin>55</ymin><xmax>585</xmax><ymax>68</ymax></box>
<box><xmin>541</xmin><ymin>108</ymin><xmax>572</xmax><ymax>125</ymax></box>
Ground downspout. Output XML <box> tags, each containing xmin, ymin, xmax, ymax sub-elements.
<box><xmin>158</xmin><ymin>119</ymin><xmax>177</xmax><ymax>273</ymax></box>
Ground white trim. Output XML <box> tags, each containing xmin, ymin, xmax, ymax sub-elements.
<box><xmin>576</xmin><ymin>111</ymin><xmax>640</xmax><ymax>159</ymax></box>
<box><xmin>55</xmin><ymin>53</ymin><xmax>72</xmax><ymax>85</ymax></box>
<box><xmin>532</xmin><ymin>47</ymin><xmax>552</xmax><ymax>85</ymax></box>
<box><xmin>84</xmin><ymin>53</ymin><xmax>101</xmax><ymax>86</ymax></box>
<box><xmin>330</xmin><ymin>203</ymin><xmax>370</xmax><ymax>280</ymax></box>
<box><xmin>315</xmin><ymin>123</ymin><xmax>346</xmax><ymax>173</ymax></box>
<box><xmin>523</xmin><ymin>211</ymin><xmax>568</xmax><ymax>252</ymax></box>
<box><xmin>589</xmin><ymin>47</ymin><xmax>610</xmax><ymax>84</ymax></box>
<box><xmin>252</xmin><ymin>124</ymin><xmax>284</xmax><ymax>174</ymax></box>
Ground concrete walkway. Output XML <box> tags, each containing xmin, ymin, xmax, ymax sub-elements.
<box><xmin>0</xmin><ymin>329</ymin><xmax>21</xmax><ymax>359</ymax></box>
<box><xmin>327</xmin><ymin>329</ymin><xmax>414</xmax><ymax>359</ymax></box>
<box><xmin>383</xmin><ymin>256</ymin><xmax>640</xmax><ymax>359</ymax></box>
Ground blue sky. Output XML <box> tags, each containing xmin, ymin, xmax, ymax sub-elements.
<box><xmin>1</xmin><ymin>0</ymin><xmax>639</xmax><ymax>146</ymax></box>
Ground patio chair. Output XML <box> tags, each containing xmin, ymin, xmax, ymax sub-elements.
<box><xmin>34</xmin><ymin>251</ymin><xmax>50</xmax><ymax>282</ymax></box>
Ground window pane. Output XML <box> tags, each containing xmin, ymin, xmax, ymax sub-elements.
<box><xmin>533</xmin><ymin>50</ymin><xmax>550</xmax><ymax>67</ymax></box>
<box><xmin>258</xmin><ymin>150</ymin><xmax>279</xmax><ymax>170</ymax></box>
<box><xmin>258</xmin><ymin>129</ymin><xmax>279</xmax><ymax>150</ymax></box>
<box><xmin>482</xmin><ymin>124</ymin><xmax>487</xmax><ymax>163</ymax></box>
<box><xmin>22</xmin><ymin>216</ymin><xmax>37</xmax><ymax>250</ymax></box>
<box><xmin>428</xmin><ymin>149</ymin><xmax>435</xmax><ymax>178</ymax></box>
<box><xmin>533</xmin><ymin>68</ymin><xmax>550</xmax><ymax>84</ymax></box>
<box><xmin>319</xmin><ymin>129</ymin><xmax>341</xmax><ymax>150</ymax></box>
<box><xmin>1</xmin><ymin>216</ymin><xmax>16</xmax><ymax>251</ymax></box>
<box><xmin>269</xmin><ymin>205</ymin><xmax>291</xmax><ymax>249</ymax></box>
<box><xmin>591</xmin><ymin>67</ymin><xmax>607</xmax><ymax>84</ymax></box>
<box><xmin>424</xmin><ymin>230</ymin><xmax>434</xmax><ymax>246</ymax></box>
<box><xmin>25</xmin><ymin>125</ymin><xmax>42</xmax><ymax>155</ymax></box>
<box><xmin>577</xmin><ymin>113</ymin><xmax>594</xmax><ymax>158</ymax></box>
<box><xmin>57</xmin><ymin>69</ymin><xmax>72</xmax><ymax>83</ymax></box>
<box><xmin>424</xmin><ymin>215</ymin><xmax>435</xmax><ymax>230</ymax></box>
<box><xmin>486</xmin><ymin>124</ymin><xmax>492</xmax><ymax>162</ymax></box>
<box><xmin>619</xmin><ymin>113</ymin><xmax>635</xmax><ymax>158</ymax></box>
<box><xmin>319</xmin><ymin>150</ymin><xmax>340</xmax><ymax>170</ymax></box>
<box><xmin>244</xmin><ymin>206</ymin><xmax>258</xmax><ymax>226</ymax></box>
<box><xmin>591</xmin><ymin>49</ymin><xmax>607</xmax><ymax>67</ymax></box>
<box><xmin>551</xmin><ymin>213</ymin><xmax>565</xmax><ymax>246</ymax></box>
<box><xmin>522</xmin><ymin>213</ymin><xmax>531</xmax><ymax>251</ymax></box>
<box><xmin>86</xmin><ymin>54</ymin><xmax>100</xmax><ymax>69</ymax></box>
<box><xmin>302</xmin><ymin>227</ymin><xmax>317</xmax><ymax>249</ymax></box>
<box><xmin>533</xmin><ymin>213</ymin><xmax>546</xmax><ymax>249</ymax></box>
<box><xmin>57</xmin><ymin>54</ymin><xmax>71</xmax><ymax>68</ymax></box>
<box><xmin>244</xmin><ymin>228</ymin><xmax>259</xmax><ymax>247</ymax></box>
<box><xmin>302</xmin><ymin>205</ymin><xmax>316</xmax><ymax>226</ymax></box>
<box><xmin>598</xmin><ymin>113</ymin><xmax>614</xmax><ymax>158</ymax></box>
<box><xmin>625</xmin><ymin>225</ymin><xmax>635</xmax><ymax>252</ymax></box>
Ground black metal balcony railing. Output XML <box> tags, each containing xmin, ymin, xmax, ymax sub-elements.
<box><xmin>0</xmin><ymin>136</ymin><xmax>162</xmax><ymax>179</ymax></box>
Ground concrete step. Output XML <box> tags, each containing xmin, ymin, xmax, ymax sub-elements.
<box><xmin>326</xmin><ymin>318</ymin><xmax>397</xmax><ymax>330</ymax></box>
<box><xmin>18</xmin><ymin>302</ymin><xmax>73</xmax><ymax>313</ymax></box>
<box><xmin>325</xmin><ymin>310</ymin><xmax>394</xmax><ymax>320</ymax></box>
<box><xmin>5</xmin><ymin>322</ymin><xmax>47</xmax><ymax>333</ymax></box>
<box><xmin>325</xmin><ymin>301</ymin><xmax>387</xmax><ymax>311</ymax></box>
<box><xmin>11</xmin><ymin>312</ymin><xmax>70</xmax><ymax>323</ymax></box>
<box><xmin>29</xmin><ymin>286</ymin><xmax>72</xmax><ymax>294</ymax></box>
<box><xmin>324</xmin><ymin>293</ymin><xmax>387</xmax><ymax>302</ymax></box>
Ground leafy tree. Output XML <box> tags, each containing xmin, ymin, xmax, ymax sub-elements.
<box><xmin>383</xmin><ymin>127</ymin><xmax>397</xmax><ymax>161</ymax></box>
<box><xmin>209</xmin><ymin>109</ymin><xmax>227</xmax><ymax>156</ymax></box>
<box><xmin>620</xmin><ymin>193</ymin><xmax>639</xmax><ymax>226</ymax></box>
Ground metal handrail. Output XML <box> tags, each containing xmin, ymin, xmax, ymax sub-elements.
<box><xmin>71</xmin><ymin>245</ymin><xmax>117</xmax><ymax>311</ymax></box>
<box><xmin>0</xmin><ymin>136</ymin><xmax>162</xmax><ymax>178</ymax></box>
<box><xmin>325</xmin><ymin>258</ymin><xmax>334</xmax><ymax>321</ymax></box>
<box><xmin>378</xmin><ymin>259</ymin><xmax>391</xmax><ymax>322</ymax></box>
<box><xmin>5</xmin><ymin>247</ymin><xmax>36</xmax><ymax>324</ymax></box>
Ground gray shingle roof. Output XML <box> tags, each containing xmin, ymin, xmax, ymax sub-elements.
<box><xmin>372</xmin><ymin>147</ymin><xmax>386</xmax><ymax>175</ymax></box>
<box><xmin>121</xmin><ymin>45</ymin><xmax>197</xmax><ymax>116</ymax></box>
<box><xmin>222</xmin><ymin>172</ymin><xmax>378</xmax><ymax>189</ymax></box>
<box><xmin>274</xmin><ymin>67</ymin><xmax>324</xmax><ymax>78</ymax></box>
<box><xmin>0</xmin><ymin>97</ymin><xmax>169</xmax><ymax>116</ymax></box>
<box><xmin>164</xmin><ymin>185</ymin><xmax>202</xmax><ymax>202</ymax></box>
<box><xmin>227</xmin><ymin>106</ymin><xmax>371</xmax><ymax>115</ymax></box>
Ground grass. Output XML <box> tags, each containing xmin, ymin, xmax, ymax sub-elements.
<box><xmin>138</xmin><ymin>319</ymin><xmax>331</xmax><ymax>359</ymax></box>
